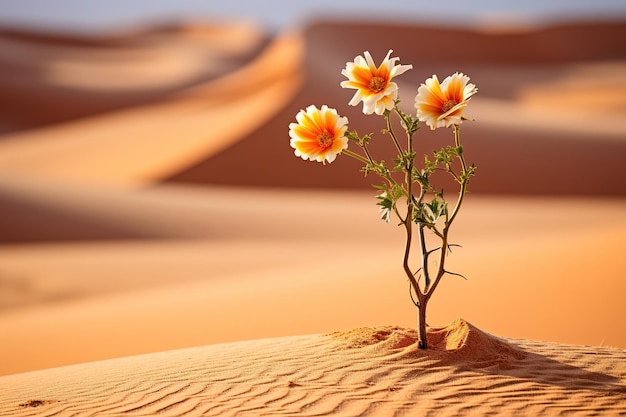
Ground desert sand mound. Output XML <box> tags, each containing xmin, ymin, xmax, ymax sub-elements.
<box><xmin>1</xmin><ymin>319</ymin><xmax>624</xmax><ymax>416</ymax></box>
<box><xmin>330</xmin><ymin>318</ymin><xmax>525</xmax><ymax>367</ymax></box>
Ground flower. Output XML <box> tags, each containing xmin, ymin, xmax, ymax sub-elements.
<box><xmin>289</xmin><ymin>105</ymin><xmax>349</xmax><ymax>164</ymax></box>
<box><xmin>341</xmin><ymin>50</ymin><xmax>412</xmax><ymax>115</ymax></box>
<box><xmin>414</xmin><ymin>72</ymin><xmax>478</xmax><ymax>130</ymax></box>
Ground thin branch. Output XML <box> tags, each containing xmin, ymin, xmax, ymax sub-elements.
<box><xmin>408</xmin><ymin>279</ymin><xmax>420</xmax><ymax>307</ymax></box>
<box><xmin>342</xmin><ymin>149</ymin><xmax>369</xmax><ymax>165</ymax></box>
<box><xmin>384</xmin><ymin>110</ymin><xmax>404</xmax><ymax>156</ymax></box>
<box><xmin>444</xmin><ymin>270</ymin><xmax>468</xmax><ymax>281</ymax></box>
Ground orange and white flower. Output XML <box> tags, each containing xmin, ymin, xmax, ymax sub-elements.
<box><xmin>289</xmin><ymin>105</ymin><xmax>349</xmax><ymax>164</ymax></box>
<box><xmin>414</xmin><ymin>72</ymin><xmax>478</xmax><ymax>130</ymax></box>
<box><xmin>341</xmin><ymin>50</ymin><xmax>412</xmax><ymax>115</ymax></box>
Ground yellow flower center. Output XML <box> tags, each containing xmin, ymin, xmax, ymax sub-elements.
<box><xmin>441</xmin><ymin>99</ymin><xmax>458</xmax><ymax>113</ymax></box>
<box><xmin>316</xmin><ymin>131</ymin><xmax>334</xmax><ymax>148</ymax></box>
<box><xmin>368</xmin><ymin>76</ymin><xmax>387</xmax><ymax>93</ymax></box>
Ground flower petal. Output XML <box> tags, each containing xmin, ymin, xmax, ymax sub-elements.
<box><xmin>341</xmin><ymin>49</ymin><xmax>412</xmax><ymax>115</ymax></box>
<box><xmin>289</xmin><ymin>105</ymin><xmax>349</xmax><ymax>164</ymax></box>
<box><xmin>415</xmin><ymin>72</ymin><xmax>477</xmax><ymax>130</ymax></box>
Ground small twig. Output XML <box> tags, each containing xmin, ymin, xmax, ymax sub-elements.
<box><xmin>408</xmin><ymin>279</ymin><xmax>420</xmax><ymax>307</ymax></box>
<box><xmin>444</xmin><ymin>270</ymin><xmax>468</xmax><ymax>281</ymax></box>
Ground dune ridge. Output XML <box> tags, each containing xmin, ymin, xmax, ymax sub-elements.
<box><xmin>0</xmin><ymin>24</ymin><xmax>301</xmax><ymax>187</ymax></box>
<box><xmin>1</xmin><ymin>19</ymin><xmax>624</xmax><ymax>193</ymax></box>
<box><xmin>166</xmin><ymin>19</ymin><xmax>626</xmax><ymax>195</ymax></box>
<box><xmin>1</xmin><ymin>319</ymin><xmax>625</xmax><ymax>416</ymax></box>
<box><xmin>0</xmin><ymin>20</ymin><xmax>268</xmax><ymax>132</ymax></box>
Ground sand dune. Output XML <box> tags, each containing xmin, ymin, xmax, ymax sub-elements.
<box><xmin>1</xmin><ymin>20</ymin><xmax>624</xmax><ymax>192</ymax></box>
<box><xmin>1</xmin><ymin>319</ymin><xmax>625</xmax><ymax>416</ymax></box>
<box><xmin>0</xmin><ymin>28</ymin><xmax>302</xmax><ymax>187</ymax></box>
<box><xmin>1</xmin><ymin>181</ymin><xmax>624</xmax><ymax>375</ymax></box>
<box><xmin>0</xmin><ymin>21</ymin><xmax>267</xmax><ymax>132</ymax></box>
<box><xmin>167</xmin><ymin>20</ymin><xmax>626</xmax><ymax>195</ymax></box>
<box><xmin>0</xmin><ymin>16</ymin><xmax>625</xmax><ymax>415</ymax></box>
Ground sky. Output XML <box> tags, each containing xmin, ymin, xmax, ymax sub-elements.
<box><xmin>1</xmin><ymin>0</ymin><xmax>625</xmax><ymax>32</ymax></box>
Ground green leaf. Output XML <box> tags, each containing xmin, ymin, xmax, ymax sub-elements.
<box><xmin>374</xmin><ymin>183</ymin><xmax>403</xmax><ymax>223</ymax></box>
<box><xmin>375</xmin><ymin>189</ymin><xmax>393</xmax><ymax>223</ymax></box>
<box><xmin>414</xmin><ymin>197</ymin><xmax>448</xmax><ymax>225</ymax></box>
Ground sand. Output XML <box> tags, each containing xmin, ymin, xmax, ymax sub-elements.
<box><xmin>1</xmin><ymin>320</ymin><xmax>625</xmax><ymax>416</ymax></box>
<box><xmin>0</xmin><ymin>15</ymin><xmax>625</xmax><ymax>416</ymax></box>
<box><xmin>1</xmin><ymin>183</ymin><xmax>626</xmax><ymax>378</ymax></box>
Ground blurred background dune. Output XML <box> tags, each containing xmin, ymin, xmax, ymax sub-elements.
<box><xmin>0</xmin><ymin>1</ymin><xmax>625</xmax><ymax>375</ymax></box>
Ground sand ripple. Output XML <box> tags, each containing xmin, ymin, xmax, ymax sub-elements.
<box><xmin>1</xmin><ymin>319</ymin><xmax>625</xmax><ymax>416</ymax></box>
